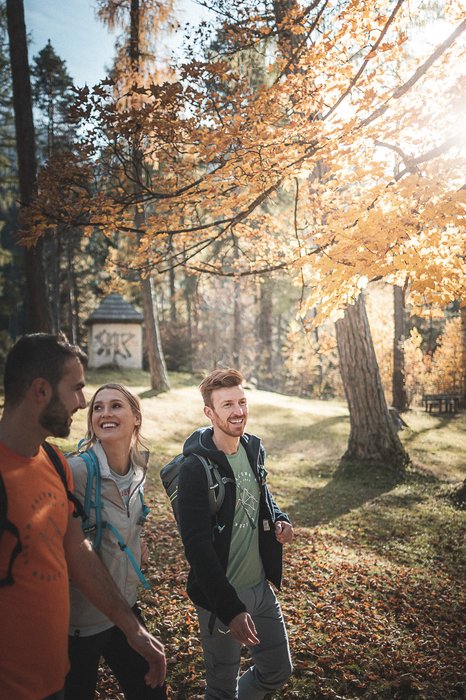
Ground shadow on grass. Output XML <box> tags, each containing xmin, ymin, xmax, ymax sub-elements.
<box><xmin>138</xmin><ymin>388</ymin><xmax>160</xmax><ymax>399</ymax></box>
<box><xmin>261</xmin><ymin>415</ymin><xmax>349</xmax><ymax>453</ymax></box>
<box><xmin>402</xmin><ymin>412</ymin><xmax>464</xmax><ymax>444</ymax></box>
<box><xmin>288</xmin><ymin>467</ymin><xmax>401</xmax><ymax>528</ymax></box>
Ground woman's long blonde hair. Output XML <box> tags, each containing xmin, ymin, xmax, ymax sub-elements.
<box><xmin>77</xmin><ymin>383</ymin><xmax>148</xmax><ymax>459</ymax></box>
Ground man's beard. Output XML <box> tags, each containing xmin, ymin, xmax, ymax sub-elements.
<box><xmin>211</xmin><ymin>411</ymin><xmax>246</xmax><ymax>438</ymax></box>
<box><xmin>39</xmin><ymin>391</ymin><xmax>71</xmax><ymax>438</ymax></box>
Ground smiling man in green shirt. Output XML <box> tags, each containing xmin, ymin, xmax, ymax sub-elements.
<box><xmin>178</xmin><ymin>368</ymin><xmax>293</xmax><ymax>699</ymax></box>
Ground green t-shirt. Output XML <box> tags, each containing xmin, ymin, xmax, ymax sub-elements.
<box><xmin>226</xmin><ymin>444</ymin><xmax>265</xmax><ymax>591</ymax></box>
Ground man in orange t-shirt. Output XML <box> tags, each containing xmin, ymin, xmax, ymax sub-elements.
<box><xmin>0</xmin><ymin>444</ymin><xmax>75</xmax><ymax>699</ymax></box>
<box><xmin>0</xmin><ymin>334</ymin><xmax>166</xmax><ymax>700</ymax></box>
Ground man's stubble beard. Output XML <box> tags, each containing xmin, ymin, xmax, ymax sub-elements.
<box><xmin>39</xmin><ymin>391</ymin><xmax>71</xmax><ymax>438</ymax></box>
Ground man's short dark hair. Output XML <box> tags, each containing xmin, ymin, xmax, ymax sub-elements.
<box><xmin>199</xmin><ymin>368</ymin><xmax>244</xmax><ymax>408</ymax></box>
<box><xmin>3</xmin><ymin>333</ymin><xmax>88</xmax><ymax>407</ymax></box>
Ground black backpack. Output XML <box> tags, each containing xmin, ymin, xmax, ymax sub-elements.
<box><xmin>160</xmin><ymin>453</ymin><xmax>233</xmax><ymax>528</ymax></box>
<box><xmin>0</xmin><ymin>442</ymin><xmax>84</xmax><ymax>587</ymax></box>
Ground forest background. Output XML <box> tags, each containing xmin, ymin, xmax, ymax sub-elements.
<box><xmin>1</xmin><ymin>0</ymin><xmax>465</xmax><ymax>471</ymax></box>
<box><xmin>0</xmin><ymin>0</ymin><xmax>465</xmax><ymax>696</ymax></box>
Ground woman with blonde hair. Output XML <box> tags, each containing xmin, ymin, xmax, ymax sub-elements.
<box><xmin>65</xmin><ymin>383</ymin><xmax>167</xmax><ymax>700</ymax></box>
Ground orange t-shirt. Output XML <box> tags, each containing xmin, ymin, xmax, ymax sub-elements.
<box><xmin>0</xmin><ymin>443</ymin><xmax>73</xmax><ymax>700</ymax></box>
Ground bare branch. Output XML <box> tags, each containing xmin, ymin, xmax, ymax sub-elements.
<box><xmin>359</xmin><ymin>19</ymin><xmax>466</xmax><ymax>129</ymax></box>
<box><xmin>324</xmin><ymin>0</ymin><xmax>407</xmax><ymax>121</ymax></box>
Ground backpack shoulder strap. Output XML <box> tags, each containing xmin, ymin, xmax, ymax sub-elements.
<box><xmin>0</xmin><ymin>471</ymin><xmax>7</xmax><ymax>537</ymax></box>
<box><xmin>79</xmin><ymin>449</ymin><xmax>104</xmax><ymax>549</ymax></box>
<box><xmin>194</xmin><ymin>454</ymin><xmax>234</xmax><ymax>516</ymax></box>
<box><xmin>42</xmin><ymin>442</ymin><xmax>85</xmax><ymax>520</ymax></box>
<box><xmin>195</xmin><ymin>455</ymin><xmax>218</xmax><ymax>514</ymax></box>
<box><xmin>0</xmin><ymin>473</ymin><xmax>22</xmax><ymax>587</ymax></box>
<box><xmin>79</xmin><ymin>450</ymin><xmax>150</xmax><ymax>589</ymax></box>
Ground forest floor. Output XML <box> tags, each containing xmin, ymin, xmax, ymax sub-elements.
<box><xmin>57</xmin><ymin>369</ymin><xmax>466</xmax><ymax>700</ymax></box>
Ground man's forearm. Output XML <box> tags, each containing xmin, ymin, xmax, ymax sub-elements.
<box><xmin>64</xmin><ymin>515</ymin><xmax>166</xmax><ymax>688</ymax></box>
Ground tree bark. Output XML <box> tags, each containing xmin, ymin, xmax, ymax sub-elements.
<box><xmin>392</xmin><ymin>284</ymin><xmax>408</xmax><ymax>411</ymax></box>
<box><xmin>140</xmin><ymin>275</ymin><xmax>170</xmax><ymax>393</ymax></box>
<box><xmin>461</xmin><ymin>305</ymin><xmax>466</xmax><ymax>405</ymax></box>
<box><xmin>256</xmin><ymin>277</ymin><xmax>274</xmax><ymax>389</ymax></box>
<box><xmin>128</xmin><ymin>0</ymin><xmax>169</xmax><ymax>392</ymax></box>
<box><xmin>335</xmin><ymin>294</ymin><xmax>409</xmax><ymax>473</ymax></box>
<box><xmin>184</xmin><ymin>269</ymin><xmax>196</xmax><ymax>373</ymax></box>
<box><xmin>168</xmin><ymin>240</ymin><xmax>177</xmax><ymax>324</ymax></box>
<box><xmin>6</xmin><ymin>0</ymin><xmax>52</xmax><ymax>332</ymax></box>
<box><xmin>133</xmin><ymin>205</ymin><xmax>169</xmax><ymax>392</ymax></box>
<box><xmin>232</xmin><ymin>277</ymin><xmax>241</xmax><ymax>369</ymax></box>
<box><xmin>66</xmin><ymin>235</ymin><xmax>79</xmax><ymax>345</ymax></box>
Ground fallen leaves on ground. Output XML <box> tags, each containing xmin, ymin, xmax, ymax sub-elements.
<box><xmin>97</xmin><ymin>498</ymin><xmax>465</xmax><ymax>699</ymax></box>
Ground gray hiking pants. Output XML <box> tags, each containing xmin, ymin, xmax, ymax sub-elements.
<box><xmin>196</xmin><ymin>579</ymin><xmax>292</xmax><ymax>700</ymax></box>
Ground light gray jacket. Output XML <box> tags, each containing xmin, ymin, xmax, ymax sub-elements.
<box><xmin>68</xmin><ymin>440</ymin><xmax>149</xmax><ymax>636</ymax></box>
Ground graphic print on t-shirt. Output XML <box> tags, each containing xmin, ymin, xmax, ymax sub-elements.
<box><xmin>23</xmin><ymin>485</ymin><xmax>69</xmax><ymax>579</ymax></box>
<box><xmin>226</xmin><ymin>445</ymin><xmax>264</xmax><ymax>590</ymax></box>
<box><xmin>235</xmin><ymin>479</ymin><xmax>258</xmax><ymax>529</ymax></box>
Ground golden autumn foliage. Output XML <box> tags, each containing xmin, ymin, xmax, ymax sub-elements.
<box><xmin>24</xmin><ymin>0</ymin><xmax>466</xmax><ymax>323</ymax></box>
<box><xmin>403</xmin><ymin>317</ymin><xmax>464</xmax><ymax>398</ymax></box>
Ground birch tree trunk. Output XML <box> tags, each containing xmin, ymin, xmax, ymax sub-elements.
<box><xmin>335</xmin><ymin>294</ymin><xmax>409</xmax><ymax>473</ymax></box>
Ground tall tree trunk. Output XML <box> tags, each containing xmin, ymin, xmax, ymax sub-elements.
<box><xmin>310</xmin><ymin>307</ymin><xmax>324</xmax><ymax>398</ymax></box>
<box><xmin>335</xmin><ymin>294</ymin><xmax>408</xmax><ymax>474</ymax></box>
<box><xmin>129</xmin><ymin>0</ymin><xmax>169</xmax><ymax>392</ymax></box>
<box><xmin>461</xmin><ymin>305</ymin><xmax>466</xmax><ymax>405</ymax></box>
<box><xmin>168</xmin><ymin>237</ymin><xmax>177</xmax><ymax>324</ymax></box>
<box><xmin>134</xmin><ymin>207</ymin><xmax>169</xmax><ymax>392</ymax></box>
<box><xmin>184</xmin><ymin>269</ymin><xmax>196</xmax><ymax>373</ymax></box>
<box><xmin>66</xmin><ymin>235</ymin><xmax>79</xmax><ymax>345</ymax></box>
<box><xmin>257</xmin><ymin>277</ymin><xmax>273</xmax><ymax>389</ymax></box>
<box><xmin>6</xmin><ymin>0</ymin><xmax>52</xmax><ymax>332</ymax></box>
<box><xmin>232</xmin><ymin>277</ymin><xmax>241</xmax><ymax>369</ymax></box>
<box><xmin>140</xmin><ymin>275</ymin><xmax>170</xmax><ymax>393</ymax></box>
<box><xmin>231</xmin><ymin>239</ymin><xmax>241</xmax><ymax>369</ymax></box>
<box><xmin>273</xmin><ymin>0</ymin><xmax>301</xmax><ymax>57</ymax></box>
<box><xmin>392</xmin><ymin>284</ymin><xmax>408</xmax><ymax>411</ymax></box>
<box><xmin>49</xmin><ymin>232</ymin><xmax>61</xmax><ymax>333</ymax></box>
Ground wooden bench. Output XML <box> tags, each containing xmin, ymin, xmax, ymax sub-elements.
<box><xmin>422</xmin><ymin>393</ymin><xmax>461</xmax><ymax>414</ymax></box>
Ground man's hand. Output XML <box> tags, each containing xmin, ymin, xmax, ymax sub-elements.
<box><xmin>228</xmin><ymin>612</ymin><xmax>260</xmax><ymax>647</ymax></box>
<box><xmin>275</xmin><ymin>520</ymin><xmax>293</xmax><ymax>544</ymax></box>
<box><xmin>126</xmin><ymin>625</ymin><xmax>166</xmax><ymax>688</ymax></box>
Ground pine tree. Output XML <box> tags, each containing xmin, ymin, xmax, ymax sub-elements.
<box><xmin>31</xmin><ymin>39</ymin><xmax>76</xmax><ymax>157</ymax></box>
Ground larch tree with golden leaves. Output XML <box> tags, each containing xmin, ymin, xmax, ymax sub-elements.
<box><xmin>26</xmin><ymin>0</ymin><xmax>466</xmax><ymax>470</ymax></box>
<box><xmin>95</xmin><ymin>0</ymin><xmax>177</xmax><ymax>393</ymax></box>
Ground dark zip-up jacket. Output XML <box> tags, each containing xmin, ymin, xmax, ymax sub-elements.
<box><xmin>177</xmin><ymin>427</ymin><xmax>290</xmax><ymax>627</ymax></box>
